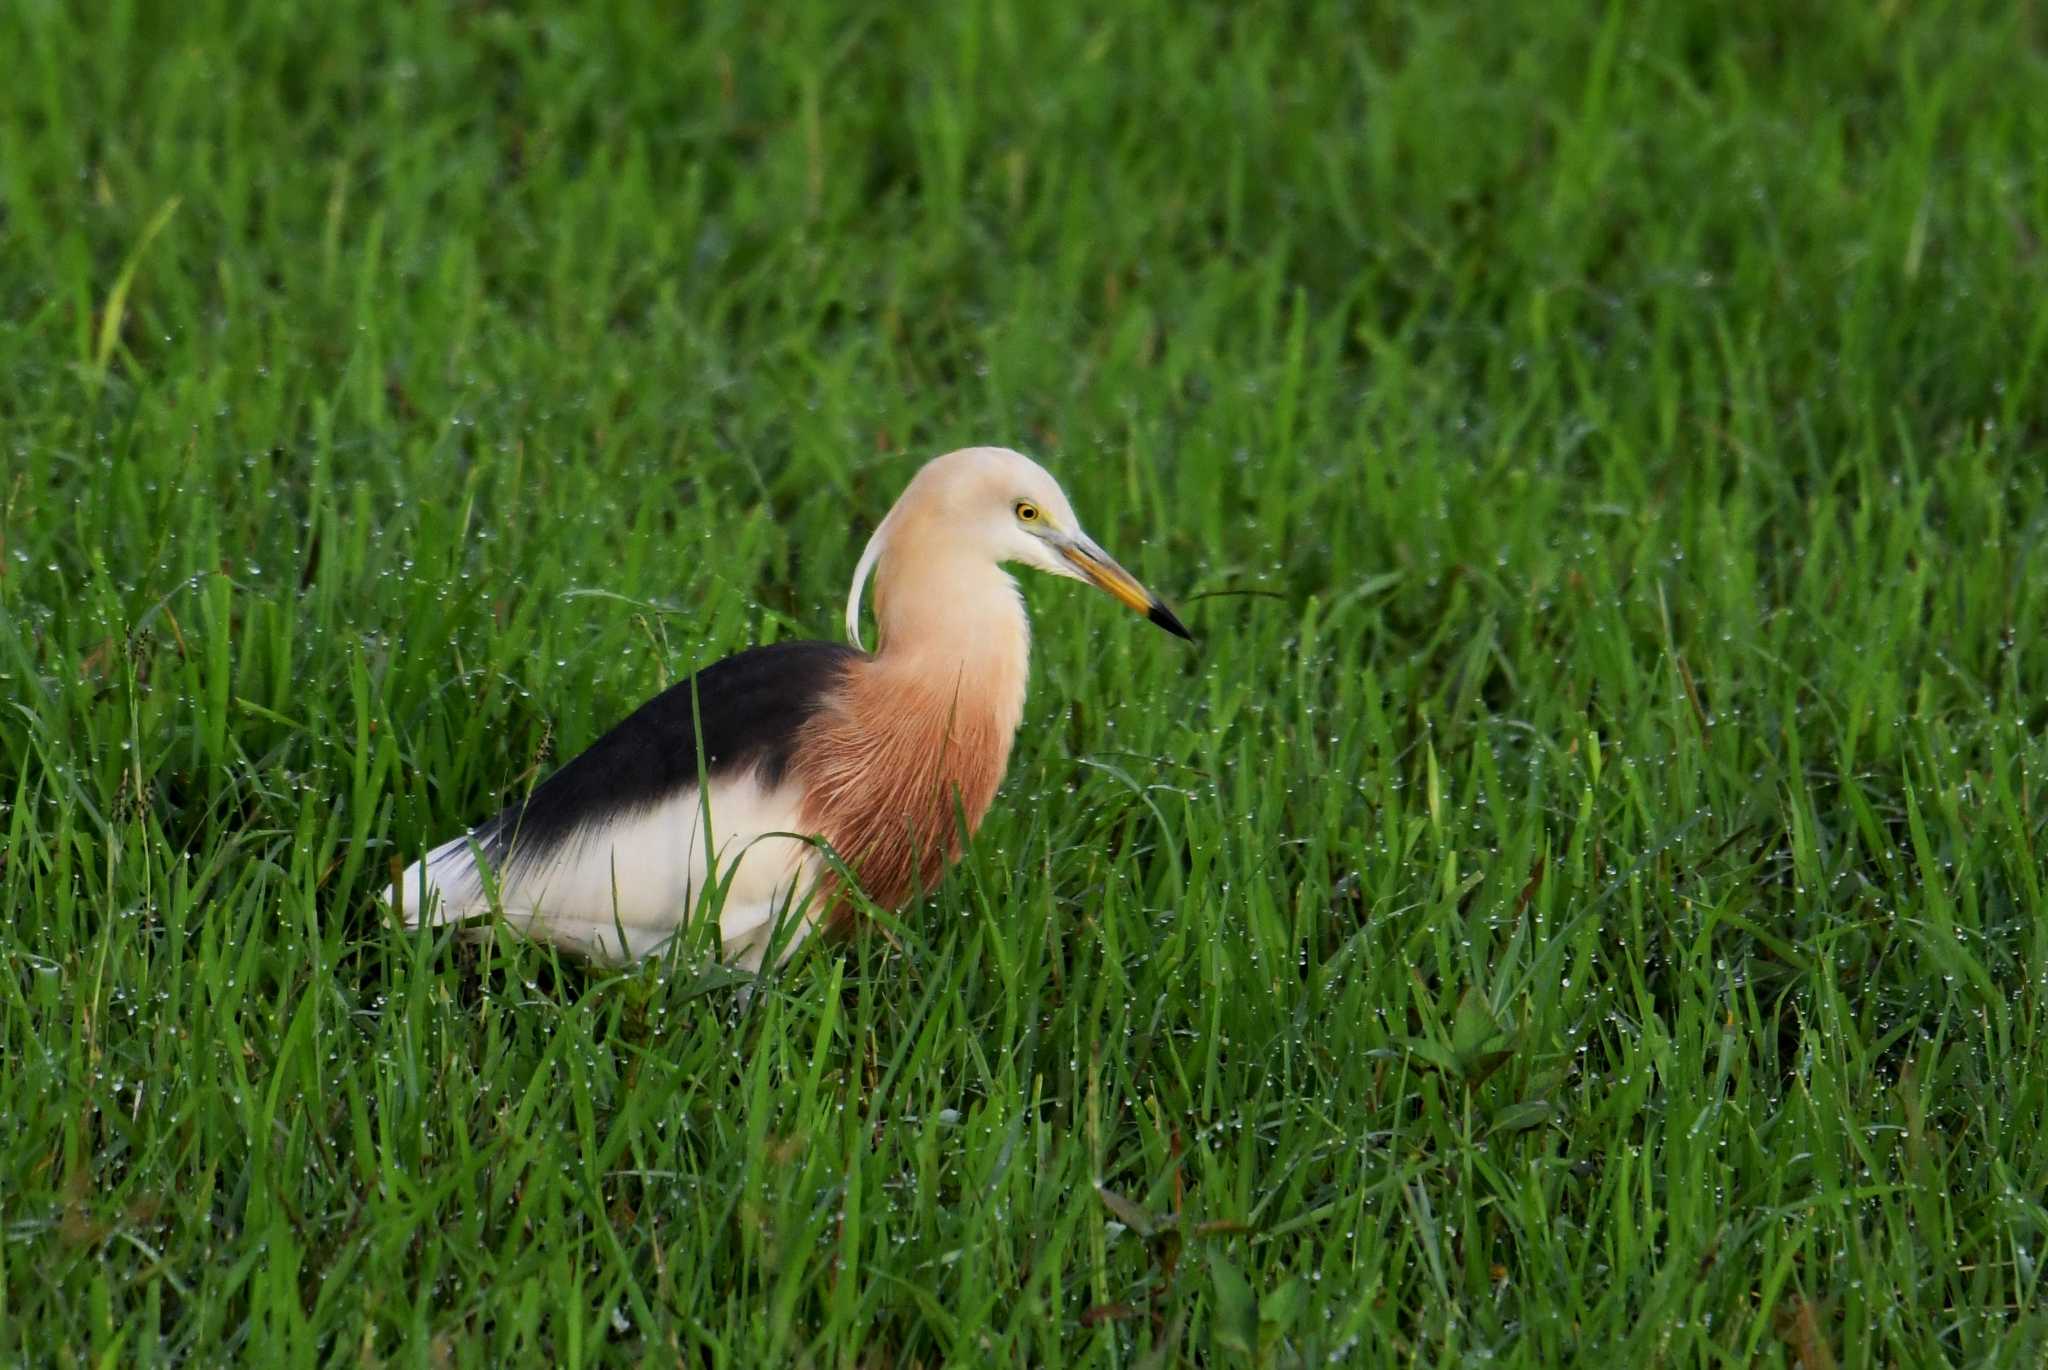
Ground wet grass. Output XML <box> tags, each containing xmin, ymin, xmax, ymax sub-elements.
<box><xmin>4</xmin><ymin>0</ymin><xmax>2047</xmax><ymax>1363</ymax></box>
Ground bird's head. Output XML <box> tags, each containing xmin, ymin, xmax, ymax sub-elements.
<box><xmin>847</xmin><ymin>446</ymin><xmax>1193</xmax><ymax>649</ymax></box>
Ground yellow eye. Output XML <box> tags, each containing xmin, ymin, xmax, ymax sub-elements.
<box><xmin>1015</xmin><ymin>501</ymin><xmax>1040</xmax><ymax>523</ymax></box>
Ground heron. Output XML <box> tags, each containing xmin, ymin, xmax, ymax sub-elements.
<box><xmin>393</xmin><ymin>446</ymin><xmax>1191</xmax><ymax>968</ymax></box>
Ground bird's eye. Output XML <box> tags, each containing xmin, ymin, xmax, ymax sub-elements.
<box><xmin>1015</xmin><ymin>501</ymin><xmax>1040</xmax><ymax>523</ymax></box>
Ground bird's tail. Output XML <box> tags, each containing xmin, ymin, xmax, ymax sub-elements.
<box><xmin>389</xmin><ymin>833</ymin><xmax>488</xmax><ymax>929</ymax></box>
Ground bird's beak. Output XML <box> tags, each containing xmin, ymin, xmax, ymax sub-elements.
<box><xmin>1059</xmin><ymin>535</ymin><xmax>1194</xmax><ymax>641</ymax></box>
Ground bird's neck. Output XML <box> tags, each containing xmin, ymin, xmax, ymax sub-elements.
<box><xmin>871</xmin><ymin>554</ymin><xmax>1031</xmax><ymax>740</ymax></box>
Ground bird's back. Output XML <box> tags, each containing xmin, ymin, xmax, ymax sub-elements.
<box><xmin>395</xmin><ymin>639</ymin><xmax>864</xmax><ymax>964</ymax></box>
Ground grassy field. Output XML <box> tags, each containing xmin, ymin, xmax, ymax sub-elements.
<box><xmin>4</xmin><ymin>0</ymin><xmax>2046</xmax><ymax>1363</ymax></box>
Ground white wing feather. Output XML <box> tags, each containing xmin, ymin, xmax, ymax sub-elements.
<box><xmin>392</xmin><ymin>769</ymin><xmax>824</xmax><ymax>969</ymax></box>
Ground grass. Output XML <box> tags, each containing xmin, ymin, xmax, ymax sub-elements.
<box><xmin>3</xmin><ymin>0</ymin><xmax>2046</xmax><ymax>1362</ymax></box>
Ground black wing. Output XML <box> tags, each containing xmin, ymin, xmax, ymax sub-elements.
<box><xmin>477</xmin><ymin>638</ymin><xmax>863</xmax><ymax>870</ymax></box>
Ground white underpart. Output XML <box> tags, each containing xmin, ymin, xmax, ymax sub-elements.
<box><xmin>391</xmin><ymin>768</ymin><xmax>823</xmax><ymax>970</ymax></box>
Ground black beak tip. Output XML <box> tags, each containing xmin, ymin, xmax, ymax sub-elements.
<box><xmin>1148</xmin><ymin>601</ymin><xmax>1195</xmax><ymax>642</ymax></box>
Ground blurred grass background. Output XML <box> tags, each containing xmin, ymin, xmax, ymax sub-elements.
<box><xmin>2</xmin><ymin>0</ymin><xmax>2045</xmax><ymax>1363</ymax></box>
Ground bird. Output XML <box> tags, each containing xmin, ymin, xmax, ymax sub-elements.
<box><xmin>392</xmin><ymin>445</ymin><xmax>1191</xmax><ymax>969</ymax></box>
